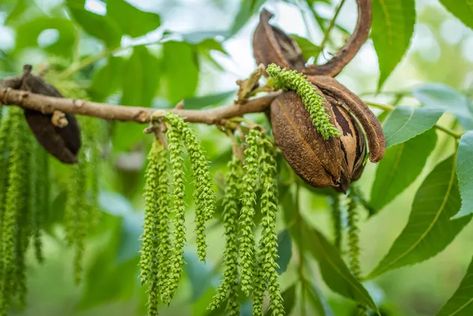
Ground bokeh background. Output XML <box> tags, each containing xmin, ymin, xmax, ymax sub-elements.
<box><xmin>1</xmin><ymin>0</ymin><xmax>473</xmax><ymax>315</ymax></box>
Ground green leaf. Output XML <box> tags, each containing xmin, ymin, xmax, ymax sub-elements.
<box><xmin>65</xmin><ymin>0</ymin><xmax>122</xmax><ymax>48</ymax></box>
<box><xmin>290</xmin><ymin>35</ymin><xmax>321</xmax><ymax>60</ymax></box>
<box><xmin>382</xmin><ymin>106</ymin><xmax>442</xmax><ymax>147</ymax></box>
<box><xmin>121</xmin><ymin>46</ymin><xmax>160</xmax><ymax>106</ymax></box>
<box><xmin>372</xmin><ymin>0</ymin><xmax>416</xmax><ymax>88</ymax></box>
<box><xmin>228</xmin><ymin>0</ymin><xmax>266</xmax><ymax>37</ymax></box>
<box><xmin>15</xmin><ymin>17</ymin><xmax>77</xmax><ymax>58</ymax></box>
<box><xmin>437</xmin><ymin>255</ymin><xmax>473</xmax><ymax>316</ymax></box>
<box><xmin>107</xmin><ymin>0</ymin><xmax>161</xmax><ymax>37</ymax></box>
<box><xmin>413</xmin><ymin>84</ymin><xmax>473</xmax><ymax>130</ymax></box>
<box><xmin>439</xmin><ymin>0</ymin><xmax>473</xmax><ymax>29</ymax></box>
<box><xmin>89</xmin><ymin>57</ymin><xmax>125</xmax><ymax>101</ymax></box>
<box><xmin>305</xmin><ymin>281</ymin><xmax>332</xmax><ymax>316</ymax></box>
<box><xmin>183</xmin><ymin>90</ymin><xmax>235</xmax><ymax>109</ymax></box>
<box><xmin>454</xmin><ymin>131</ymin><xmax>473</xmax><ymax>217</ymax></box>
<box><xmin>368</xmin><ymin>156</ymin><xmax>472</xmax><ymax>278</ymax></box>
<box><xmin>370</xmin><ymin>129</ymin><xmax>437</xmax><ymax>211</ymax></box>
<box><xmin>161</xmin><ymin>41</ymin><xmax>199</xmax><ymax>103</ymax></box>
<box><xmin>277</xmin><ymin>229</ymin><xmax>292</xmax><ymax>274</ymax></box>
<box><xmin>294</xmin><ymin>223</ymin><xmax>377</xmax><ymax>310</ymax></box>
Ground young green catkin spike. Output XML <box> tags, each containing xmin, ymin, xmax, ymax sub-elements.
<box><xmin>346</xmin><ymin>192</ymin><xmax>361</xmax><ymax>279</ymax></box>
<box><xmin>162</xmin><ymin>115</ymin><xmax>187</xmax><ymax>304</ymax></box>
<box><xmin>32</xmin><ymin>147</ymin><xmax>49</xmax><ymax>263</ymax></box>
<box><xmin>252</xmin><ymin>257</ymin><xmax>266</xmax><ymax>316</ymax></box>
<box><xmin>208</xmin><ymin>157</ymin><xmax>242</xmax><ymax>315</ymax></box>
<box><xmin>141</xmin><ymin>140</ymin><xmax>169</xmax><ymax>316</ymax></box>
<box><xmin>64</xmin><ymin>148</ymin><xmax>88</xmax><ymax>284</ymax></box>
<box><xmin>165</xmin><ymin>113</ymin><xmax>215</xmax><ymax>261</ymax></box>
<box><xmin>0</xmin><ymin>108</ymin><xmax>29</xmax><ymax>314</ymax></box>
<box><xmin>265</xmin><ymin>63</ymin><xmax>340</xmax><ymax>140</ymax></box>
<box><xmin>329</xmin><ymin>194</ymin><xmax>342</xmax><ymax>251</ymax></box>
<box><xmin>256</xmin><ymin>136</ymin><xmax>284</xmax><ymax>316</ymax></box>
<box><xmin>155</xmin><ymin>147</ymin><xmax>172</xmax><ymax>300</ymax></box>
<box><xmin>239</xmin><ymin>128</ymin><xmax>262</xmax><ymax>296</ymax></box>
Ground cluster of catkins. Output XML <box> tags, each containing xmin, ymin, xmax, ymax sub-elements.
<box><xmin>0</xmin><ymin>107</ymin><xmax>99</xmax><ymax>316</ymax></box>
<box><xmin>140</xmin><ymin>113</ymin><xmax>284</xmax><ymax>316</ymax></box>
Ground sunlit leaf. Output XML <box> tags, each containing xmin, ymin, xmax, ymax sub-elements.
<box><xmin>294</xmin><ymin>223</ymin><xmax>377</xmax><ymax>310</ymax></box>
<box><xmin>161</xmin><ymin>41</ymin><xmax>199</xmax><ymax>103</ymax></box>
<box><xmin>439</xmin><ymin>0</ymin><xmax>473</xmax><ymax>29</ymax></box>
<box><xmin>89</xmin><ymin>57</ymin><xmax>125</xmax><ymax>101</ymax></box>
<box><xmin>454</xmin><ymin>131</ymin><xmax>473</xmax><ymax>217</ymax></box>
<box><xmin>65</xmin><ymin>0</ymin><xmax>122</xmax><ymax>48</ymax></box>
<box><xmin>413</xmin><ymin>83</ymin><xmax>473</xmax><ymax>130</ymax></box>
<box><xmin>228</xmin><ymin>0</ymin><xmax>266</xmax><ymax>37</ymax></box>
<box><xmin>368</xmin><ymin>156</ymin><xmax>472</xmax><ymax>278</ymax></box>
<box><xmin>107</xmin><ymin>0</ymin><xmax>161</xmax><ymax>37</ymax></box>
<box><xmin>15</xmin><ymin>17</ymin><xmax>77</xmax><ymax>58</ymax></box>
<box><xmin>437</xmin><ymin>255</ymin><xmax>473</xmax><ymax>316</ymax></box>
<box><xmin>372</xmin><ymin>0</ymin><xmax>415</xmax><ymax>88</ymax></box>
<box><xmin>370</xmin><ymin>129</ymin><xmax>437</xmax><ymax>211</ymax></box>
<box><xmin>121</xmin><ymin>46</ymin><xmax>160</xmax><ymax>106</ymax></box>
<box><xmin>382</xmin><ymin>106</ymin><xmax>442</xmax><ymax>147</ymax></box>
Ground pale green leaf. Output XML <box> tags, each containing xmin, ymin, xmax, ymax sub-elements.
<box><xmin>370</xmin><ymin>129</ymin><xmax>437</xmax><ymax>211</ymax></box>
<box><xmin>454</xmin><ymin>131</ymin><xmax>473</xmax><ymax>217</ymax></box>
<box><xmin>161</xmin><ymin>41</ymin><xmax>199</xmax><ymax>103</ymax></box>
<box><xmin>439</xmin><ymin>0</ymin><xmax>473</xmax><ymax>29</ymax></box>
<box><xmin>372</xmin><ymin>0</ymin><xmax>416</xmax><ymax>88</ymax></box>
<box><xmin>413</xmin><ymin>84</ymin><xmax>473</xmax><ymax>130</ymax></box>
<box><xmin>368</xmin><ymin>156</ymin><xmax>472</xmax><ymax>278</ymax></box>
<box><xmin>66</xmin><ymin>0</ymin><xmax>122</xmax><ymax>48</ymax></box>
<box><xmin>383</xmin><ymin>106</ymin><xmax>442</xmax><ymax>147</ymax></box>
<box><xmin>437</xmin><ymin>255</ymin><xmax>473</xmax><ymax>316</ymax></box>
<box><xmin>107</xmin><ymin>0</ymin><xmax>161</xmax><ymax>37</ymax></box>
<box><xmin>290</xmin><ymin>35</ymin><xmax>321</xmax><ymax>60</ymax></box>
<box><xmin>121</xmin><ymin>46</ymin><xmax>160</xmax><ymax>106</ymax></box>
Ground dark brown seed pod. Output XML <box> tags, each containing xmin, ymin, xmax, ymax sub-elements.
<box><xmin>309</xmin><ymin>75</ymin><xmax>385</xmax><ymax>162</ymax></box>
<box><xmin>253</xmin><ymin>9</ymin><xmax>305</xmax><ymax>70</ymax></box>
<box><xmin>270</xmin><ymin>77</ymin><xmax>383</xmax><ymax>192</ymax></box>
<box><xmin>20</xmin><ymin>65</ymin><xmax>81</xmax><ymax>164</ymax></box>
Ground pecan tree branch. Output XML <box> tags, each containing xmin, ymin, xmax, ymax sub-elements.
<box><xmin>304</xmin><ymin>0</ymin><xmax>372</xmax><ymax>77</ymax></box>
<box><xmin>0</xmin><ymin>87</ymin><xmax>279</xmax><ymax>125</ymax></box>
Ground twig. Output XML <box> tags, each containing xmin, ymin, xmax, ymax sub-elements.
<box><xmin>0</xmin><ymin>87</ymin><xmax>279</xmax><ymax>125</ymax></box>
<box><xmin>317</xmin><ymin>0</ymin><xmax>347</xmax><ymax>59</ymax></box>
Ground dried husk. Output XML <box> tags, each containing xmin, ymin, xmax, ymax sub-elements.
<box><xmin>253</xmin><ymin>9</ymin><xmax>305</xmax><ymax>70</ymax></box>
<box><xmin>270</xmin><ymin>77</ymin><xmax>382</xmax><ymax>191</ymax></box>
<box><xmin>20</xmin><ymin>65</ymin><xmax>81</xmax><ymax>163</ymax></box>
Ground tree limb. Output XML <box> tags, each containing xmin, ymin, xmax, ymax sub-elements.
<box><xmin>0</xmin><ymin>87</ymin><xmax>279</xmax><ymax>125</ymax></box>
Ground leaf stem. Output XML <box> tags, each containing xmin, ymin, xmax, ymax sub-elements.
<box><xmin>317</xmin><ymin>0</ymin><xmax>347</xmax><ymax>59</ymax></box>
<box><xmin>367</xmin><ymin>102</ymin><xmax>463</xmax><ymax>139</ymax></box>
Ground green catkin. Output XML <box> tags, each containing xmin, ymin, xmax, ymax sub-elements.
<box><xmin>64</xmin><ymin>146</ymin><xmax>89</xmax><ymax>284</ymax></box>
<box><xmin>265</xmin><ymin>63</ymin><xmax>340</xmax><ymax>140</ymax></box>
<box><xmin>255</xmin><ymin>136</ymin><xmax>284</xmax><ymax>316</ymax></box>
<box><xmin>330</xmin><ymin>194</ymin><xmax>342</xmax><ymax>250</ymax></box>
<box><xmin>346</xmin><ymin>192</ymin><xmax>361</xmax><ymax>279</ymax></box>
<box><xmin>163</xmin><ymin>116</ymin><xmax>186</xmax><ymax>304</ymax></box>
<box><xmin>239</xmin><ymin>128</ymin><xmax>262</xmax><ymax>296</ymax></box>
<box><xmin>252</xmin><ymin>258</ymin><xmax>265</xmax><ymax>316</ymax></box>
<box><xmin>155</xmin><ymin>149</ymin><xmax>172</xmax><ymax>301</ymax></box>
<box><xmin>64</xmin><ymin>118</ymin><xmax>101</xmax><ymax>284</ymax></box>
<box><xmin>165</xmin><ymin>113</ymin><xmax>215</xmax><ymax>261</ymax></box>
<box><xmin>0</xmin><ymin>108</ymin><xmax>29</xmax><ymax>315</ymax></box>
<box><xmin>208</xmin><ymin>157</ymin><xmax>242</xmax><ymax>315</ymax></box>
<box><xmin>32</xmin><ymin>147</ymin><xmax>49</xmax><ymax>263</ymax></box>
<box><xmin>141</xmin><ymin>141</ymin><xmax>169</xmax><ymax>316</ymax></box>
